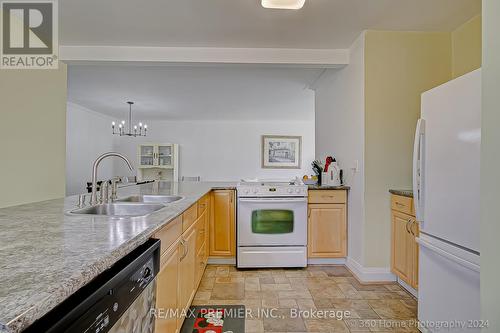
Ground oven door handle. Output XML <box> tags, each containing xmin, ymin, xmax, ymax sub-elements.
<box><xmin>238</xmin><ymin>197</ymin><xmax>308</xmax><ymax>203</ymax></box>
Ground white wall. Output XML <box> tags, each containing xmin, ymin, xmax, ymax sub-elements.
<box><xmin>113</xmin><ymin>120</ymin><xmax>315</xmax><ymax>181</ymax></box>
<box><xmin>314</xmin><ymin>33</ymin><xmax>366</xmax><ymax>266</ymax></box>
<box><xmin>481</xmin><ymin>0</ymin><xmax>500</xmax><ymax>328</ymax></box>
<box><xmin>66</xmin><ymin>103</ymin><xmax>117</xmax><ymax>195</ymax></box>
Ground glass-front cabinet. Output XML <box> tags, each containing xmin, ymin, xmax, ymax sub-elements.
<box><xmin>157</xmin><ymin>145</ymin><xmax>173</xmax><ymax>167</ymax></box>
<box><xmin>138</xmin><ymin>144</ymin><xmax>175</xmax><ymax>168</ymax></box>
<box><xmin>137</xmin><ymin>143</ymin><xmax>179</xmax><ymax>182</ymax></box>
<box><xmin>139</xmin><ymin>145</ymin><xmax>155</xmax><ymax>166</ymax></box>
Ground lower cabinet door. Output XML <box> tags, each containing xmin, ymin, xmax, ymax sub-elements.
<box><xmin>155</xmin><ymin>243</ymin><xmax>180</xmax><ymax>333</ymax></box>
<box><xmin>307</xmin><ymin>204</ymin><xmax>347</xmax><ymax>258</ymax></box>
<box><xmin>391</xmin><ymin>211</ymin><xmax>413</xmax><ymax>285</ymax></box>
<box><xmin>178</xmin><ymin>225</ymin><xmax>197</xmax><ymax>325</ymax></box>
<box><xmin>209</xmin><ymin>190</ymin><xmax>235</xmax><ymax>257</ymax></box>
<box><xmin>410</xmin><ymin>219</ymin><xmax>420</xmax><ymax>290</ymax></box>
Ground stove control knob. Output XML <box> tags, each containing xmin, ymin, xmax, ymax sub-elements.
<box><xmin>243</xmin><ymin>189</ymin><xmax>249</xmax><ymax>194</ymax></box>
<box><xmin>287</xmin><ymin>188</ymin><xmax>293</xmax><ymax>194</ymax></box>
<box><xmin>295</xmin><ymin>189</ymin><xmax>301</xmax><ymax>193</ymax></box>
<box><xmin>253</xmin><ymin>188</ymin><xmax>259</xmax><ymax>194</ymax></box>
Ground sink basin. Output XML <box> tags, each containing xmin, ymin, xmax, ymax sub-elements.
<box><xmin>116</xmin><ymin>195</ymin><xmax>183</xmax><ymax>204</ymax></box>
<box><xmin>70</xmin><ymin>203</ymin><xmax>166</xmax><ymax>217</ymax></box>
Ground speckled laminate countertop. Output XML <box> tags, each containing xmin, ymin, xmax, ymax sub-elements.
<box><xmin>389</xmin><ymin>189</ymin><xmax>414</xmax><ymax>198</ymax></box>
<box><xmin>0</xmin><ymin>181</ymin><xmax>236</xmax><ymax>333</ymax></box>
<box><xmin>307</xmin><ymin>185</ymin><xmax>350</xmax><ymax>190</ymax></box>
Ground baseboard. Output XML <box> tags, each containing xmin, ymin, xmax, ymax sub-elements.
<box><xmin>308</xmin><ymin>258</ymin><xmax>346</xmax><ymax>265</ymax></box>
<box><xmin>207</xmin><ymin>257</ymin><xmax>236</xmax><ymax>265</ymax></box>
<box><xmin>397</xmin><ymin>278</ymin><xmax>418</xmax><ymax>298</ymax></box>
<box><xmin>346</xmin><ymin>257</ymin><xmax>397</xmax><ymax>283</ymax></box>
<box><xmin>207</xmin><ymin>256</ymin><xmax>397</xmax><ymax>285</ymax></box>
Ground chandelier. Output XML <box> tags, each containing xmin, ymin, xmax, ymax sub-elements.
<box><xmin>111</xmin><ymin>101</ymin><xmax>148</xmax><ymax>137</ymax></box>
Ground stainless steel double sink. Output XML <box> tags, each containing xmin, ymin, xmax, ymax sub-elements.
<box><xmin>69</xmin><ymin>195</ymin><xmax>183</xmax><ymax>217</ymax></box>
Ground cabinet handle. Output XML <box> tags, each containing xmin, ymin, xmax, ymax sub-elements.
<box><xmin>405</xmin><ymin>219</ymin><xmax>412</xmax><ymax>234</ymax></box>
<box><xmin>179</xmin><ymin>240</ymin><xmax>187</xmax><ymax>261</ymax></box>
<box><xmin>308</xmin><ymin>209</ymin><xmax>311</xmax><ymax>218</ymax></box>
<box><xmin>409</xmin><ymin>219</ymin><xmax>416</xmax><ymax>236</ymax></box>
<box><xmin>396</xmin><ymin>202</ymin><xmax>405</xmax><ymax>207</ymax></box>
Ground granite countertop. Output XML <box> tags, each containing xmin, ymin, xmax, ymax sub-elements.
<box><xmin>389</xmin><ymin>189</ymin><xmax>414</xmax><ymax>198</ymax></box>
<box><xmin>0</xmin><ymin>181</ymin><xmax>236</xmax><ymax>333</ymax></box>
<box><xmin>307</xmin><ymin>185</ymin><xmax>350</xmax><ymax>190</ymax></box>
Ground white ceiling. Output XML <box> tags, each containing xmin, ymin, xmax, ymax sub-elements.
<box><xmin>67</xmin><ymin>65</ymin><xmax>320</xmax><ymax>121</ymax></box>
<box><xmin>60</xmin><ymin>0</ymin><xmax>481</xmax><ymax>49</ymax></box>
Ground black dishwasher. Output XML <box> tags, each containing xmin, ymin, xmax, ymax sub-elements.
<box><xmin>25</xmin><ymin>239</ymin><xmax>160</xmax><ymax>333</ymax></box>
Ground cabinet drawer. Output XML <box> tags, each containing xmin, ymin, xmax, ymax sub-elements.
<box><xmin>198</xmin><ymin>194</ymin><xmax>209</xmax><ymax>215</ymax></box>
<box><xmin>308</xmin><ymin>190</ymin><xmax>347</xmax><ymax>204</ymax></box>
<box><xmin>182</xmin><ymin>203</ymin><xmax>198</xmax><ymax>232</ymax></box>
<box><xmin>391</xmin><ymin>195</ymin><xmax>414</xmax><ymax>216</ymax></box>
<box><xmin>154</xmin><ymin>216</ymin><xmax>182</xmax><ymax>255</ymax></box>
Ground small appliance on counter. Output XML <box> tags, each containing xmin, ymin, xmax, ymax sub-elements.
<box><xmin>311</xmin><ymin>156</ymin><xmax>343</xmax><ymax>187</ymax></box>
<box><xmin>322</xmin><ymin>156</ymin><xmax>341</xmax><ymax>186</ymax></box>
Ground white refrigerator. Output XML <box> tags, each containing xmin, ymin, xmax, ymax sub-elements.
<box><xmin>413</xmin><ymin>69</ymin><xmax>481</xmax><ymax>332</ymax></box>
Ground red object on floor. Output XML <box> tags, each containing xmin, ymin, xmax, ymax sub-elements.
<box><xmin>192</xmin><ymin>308</ymin><xmax>225</xmax><ymax>333</ymax></box>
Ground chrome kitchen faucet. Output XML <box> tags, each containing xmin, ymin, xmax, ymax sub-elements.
<box><xmin>90</xmin><ymin>152</ymin><xmax>133</xmax><ymax>205</ymax></box>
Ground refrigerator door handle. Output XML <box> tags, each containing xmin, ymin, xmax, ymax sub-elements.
<box><xmin>413</xmin><ymin>118</ymin><xmax>425</xmax><ymax>222</ymax></box>
<box><xmin>416</xmin><ymin>237</ymin><xmax>480</xmax><ymax>273</ymax></box>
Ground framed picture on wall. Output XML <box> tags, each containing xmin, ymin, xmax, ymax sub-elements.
<box><xmin>262</xmin><ymin>135</ymin><xmax>302</xmax><ymax>169</ymax></box>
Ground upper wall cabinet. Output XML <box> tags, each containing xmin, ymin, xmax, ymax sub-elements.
<box><xmin>137</xmin><ymin>143</ymin><xmax>179</xmax><ymax>181</ymax></box>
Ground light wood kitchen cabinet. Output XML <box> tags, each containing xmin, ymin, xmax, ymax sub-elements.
<box><xmin>209</xmin><ymin>190</ymin><xmax>236</xmax><ymax>257</ymax></box>
<box><xmin>178</xmin><ymin>225</ymin><xmax>197</xmax><ymax>318</ymax></box>
<box><xmin>154</xmin><ymin>193</ymin><xmax>213</xmax><ymax>333</ymax></box>
<box><xmin>391</xmin><ymin>210</ymin><xmax>414</xmax><ymax>284</ymax></box>
<box><xmin>410</xmin><ymin>219</ymin><xmax>419</xmax><ymax>290</ymax></box>
<box><xmin>194</xmin><ymin>209</ymin><xmax>208</xmax><ymax>284</ymax></box>
<box><xmin>308</xmin><ymin>203</ymin><xmax>347</xmax><ymax>258</ymax></box>
<box><xmin>307</xmin><ymin>190</ymin><xmax>347</xmax><ymax>258</ymax></box>
<box><xmin>390</xmin><ymin>194</ymin><xmax>419</xmax><ymax>289</ymax></box>
<box><xmin>155</xmin><ymin>241</ymin><xmax>180</xmax><ymax>333</ymax></box>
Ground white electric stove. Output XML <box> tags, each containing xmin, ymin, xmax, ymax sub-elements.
<box><xmin>236</xmin><ymin>179</ymin><xmax>308</xmax><ymax>268</ymax></box>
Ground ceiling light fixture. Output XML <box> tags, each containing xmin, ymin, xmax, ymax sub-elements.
<box><xmin>261</xmin><ymin>0</ymin><xmax>305</xmax><ymax>9</ymax></box>
<box><xmin>111</xmin><ymin>101</ymin><xmax>148</xmax><ymax>137</ymax></box>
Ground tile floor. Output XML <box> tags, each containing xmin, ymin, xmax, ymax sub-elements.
<box><xmin>192</xmin><ymin>265</ymin><xmax>418</xmax><ymax>333</ymax></box>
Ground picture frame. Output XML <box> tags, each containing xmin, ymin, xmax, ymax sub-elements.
<box><xmin>261</xmin><ymin>135</ymin><xmax>302</xmax><ymax>169</ymax></box>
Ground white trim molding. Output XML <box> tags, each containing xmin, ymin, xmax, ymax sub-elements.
<box><xmin>397</xmin><ymin>277</ymin><xmax>418</xmax><ymax>298</ymax></box>
<box><xmin>346</xmin><ymin>257</ymin><xmax>397</xmax><ymax>283</ymax></box>
<box><xmin>59</xmin><ymin>46</ymin><xmax>349</xmax><ymax>67</ymax></box>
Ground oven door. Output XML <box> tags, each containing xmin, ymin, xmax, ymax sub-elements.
<box><xmin>237</xmin><ymin>197</ymin><xmax>307</xmax><ymax>246</ymax></box>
